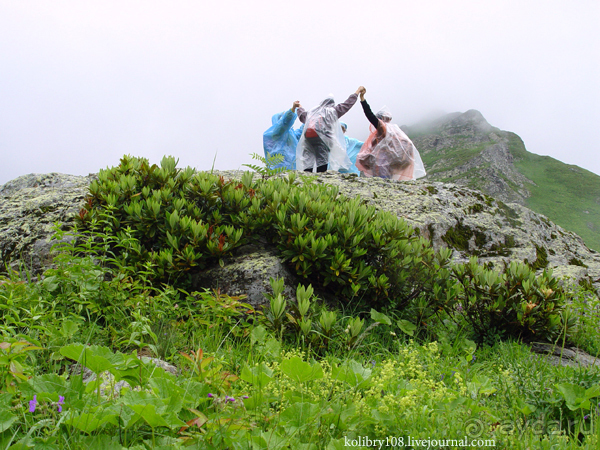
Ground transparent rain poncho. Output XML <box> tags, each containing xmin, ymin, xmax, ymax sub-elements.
<box><xmin>296</xmin><ymin>97</ymin><xmax>351</xmax><ymax>172</ymax></box>
<box><xmin>356</xmin><ymin>110</ymin><xmax>426</xmax><ymax>181</ymax></box>
<box><xmin>263</xmin><ymin>109</ymin><xmax>303</xmax><ymax>170</ymax></box>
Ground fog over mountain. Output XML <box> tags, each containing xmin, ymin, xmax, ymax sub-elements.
<box><xmin>1</xmin><ymin>0</ymin><xmax>599</xmax><ymax>185</ymax></box>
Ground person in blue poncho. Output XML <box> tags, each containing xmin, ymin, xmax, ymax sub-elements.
<box><xmin>263</xmin><ymin>101</ymin><xmax>304</xmax><ymax>170</ymax></box>
<box><xmin>338</xmin><ymin>122</ymin><xmax>364</xmax><ymax>174</ymax></box>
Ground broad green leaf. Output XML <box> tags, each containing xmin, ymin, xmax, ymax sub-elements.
<box><xmin>556</xmin><ymin>383</ymin><xmax>589</xmax><ymax>411</ymax></box>
<box><xmin>60</xmin><ymin>320</ymin><xmax>80</xmax><ymax>338</ymax></box>
<box><xmin>126</xmin><ymin>404</ymin><xmax>186</xmax><ymax>430</ymax></box>
<box><xmin>397</xmin><ymin>319</ymin><xmax>416</xmax><ymax>336</ymax></box>
<box><xmin>0</xmin><ymin>410</ymin><xmax>17</xmax><ymax>433</ymax></box>
<box><xmin>67</xmin><ymin>412</ymin><xmax>118</xmax><ymax>434</ymax></box>
<box><xmin>240</xmin><ymin>364</ymin><xmax>273</xmax><ymax>388</ymax></box>
<box><xmin>332</xmin><ymin>361</ymin><xmax>372</xmax><ymax>388</ymax></box>
<box><xmin>280</xmin><ymin>356</ymin><xmax>323</xmax><ymax>383</ymax></box>
<box><xmin>370</xmin><ymin>309</ymin><xmax>391</xmax><ymax>325</ymax></box>
<box><xmin>60</xmin><ymin>344</ymin><xmax>114</xmax><ymax>375</ymax></box>
<box><xmin>279</xmin><ymin>402</ymin><xmax>320</xmax><ymax>430</ymax></box>
<box><xmin>250</xmin><ymin>325</ymin><xmax>267</xmax><ymax>345</ymax></box>
<box><xmin>515</xmin><ymin>398</ymin><xmax>536</xmax><ymax>416</ymax></box>
<box><xmin>467</xmin><ymin>375</ymin><xmax>497</xmax><ymax>396</ymax></box>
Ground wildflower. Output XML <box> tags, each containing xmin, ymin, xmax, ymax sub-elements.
<box><xmin>207</xmin><ymin>393</ymin><xmax>214</xmax><ymax>398</ymax></box>
<box><xmin>29</xmin><ymin>395</ymin><xmax>37</xmax><ymax>413</ymax></box>
<box><xmin>457</xmin><ymin>304</ymin><xmax>463</xmax><ymax>312</ymax></box>
<box><xmin>371</xmin><ymin>360</ymin><xmax>376</xmax><ymax>367</ymax></box>
<box><xmin>242</xmin><ymin>395</ymin><xmax>249</xmax><ymax>399</ymax></box>
<box><xmin>57</xmin><ymin>395</ymin><xmax>65</xmax><ymax>413</ymax></box>
<box><xmin>226</xmin><ymin>396</ymin><xmax>235</xmax><ymax>403</ymax></box>
<box><xmin>584</xmin><ymin>415</ymin><xmax>590</xmax><ymax>420</ymax></box>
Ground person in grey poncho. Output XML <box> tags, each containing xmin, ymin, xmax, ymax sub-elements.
<box><xmin>295</xmin><ymin>86</ymin><xmax>364</xmax><ymax>172</ymax></box>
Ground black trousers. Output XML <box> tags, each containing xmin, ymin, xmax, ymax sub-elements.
<box><xmin>304</xmin><ymin>164</ymin><xmax>328</xmax><ymax>173</ymax></box>
<box><xmin>303</xmin><ymin>135</ymin><xmax>330</xmax><ymax>173</ymax></box>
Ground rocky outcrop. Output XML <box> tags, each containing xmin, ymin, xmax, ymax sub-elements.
<box><xmin>1</xmin><ymin>170</ymin><xmax>599</xmax><ymax>297</ymax></box>
<box><xmin>0</xmin><ymin>173</ymin><xmax>95</xmax><ymax>274</ymax></box>
<box><xmin>214</xmin><ymin>170</ymin><xmax>600</xmax><ymax>293</ymax></box>
<box><xmin>530</xmin><ymin>343</ymin><xmax>600</xmax><ymax>368</ymax></box>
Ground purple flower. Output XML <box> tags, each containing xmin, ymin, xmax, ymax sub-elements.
<box><xmin>584</xmin><ymin>415</ymin><xmax>590</xmax><ymax>420</ymax></box>
<box><xmin>371</xmin><ymin>360</ymin><xmax>376</xmax><ymax>367</ymax></box>
<box><xmin>226</xmin><ymin>396</ymin><xmax>235</xmax><ymax>403</ymax></box>
<box><xmin>207</xmin><ymin>393</ymin><xmax>214</xmax><ymax>398</ymax></box>
<box><xmin>29</xmin><ymin>395</ymin><xmax>37</xmax><ymax>413</ymax></box>
<box><xmin>57</xmin><ymin>396</ymin><xmax>65</xmax><ymax>413</ymax></box>
<box><xmin>242</xmin><ymin>395</ymin><xmax>249</xmax><ymax>399</ymax></box>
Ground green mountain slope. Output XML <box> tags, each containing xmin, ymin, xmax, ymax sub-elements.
<box><xmin>404</xmin><ymin>111</ymin><xmax>600</xmax><ymax>251</ymax></box>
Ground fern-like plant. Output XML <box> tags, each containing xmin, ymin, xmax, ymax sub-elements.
<box><xmin>243</xmin><ymin>152</ymin><xmax>287</xmax><ymax>178</ymax></box>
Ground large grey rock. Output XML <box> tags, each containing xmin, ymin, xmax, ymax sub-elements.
<box><xmin>0</xmin><ymin>173</ymin><xmax>95</xmax><ymax>274</ymax></box>
<box><xmin>71</xmin><ymin>357</ymin><xmax>178</xmax><ymax>398</ymax></box>
<box><xmin>530</xmin><ymin>342</ymin><xmax>600</xmax><ymax>368</ymax></box>
<box><xmin>311</xmin><ymin>171</ymin><xmax>600</xmax><ymax>293</ymax></box>
<box><xmin>190</xmin><ymin>244</ymin><xmax>299</xmax><ymax>308</ymax></box>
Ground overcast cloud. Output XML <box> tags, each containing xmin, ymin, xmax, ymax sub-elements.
<box><xmin>1</xmin><ymin>0</ymin><xmax>599</xmax><ymax>185</ymax></box>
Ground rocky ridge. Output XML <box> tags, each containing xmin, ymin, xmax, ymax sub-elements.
<box><xmin>1</xmin><ymin>170</ymin><xmax>599</xmax><ymax>295</ymax></box>
<box><xmin>405</xmin><ymin>109</ymin><xmax>534</xmax><ymax>205</ymax></box>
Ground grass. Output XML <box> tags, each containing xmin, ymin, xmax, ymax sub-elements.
<box><xmin>2</xmin><ymin>249</ymin><xmax>600</xmax><ymax>449</ymax></box>
<box><xmin>421</xmin><ymin>140</ymin><xmax>494</xmax><ymax>176</ymax></box>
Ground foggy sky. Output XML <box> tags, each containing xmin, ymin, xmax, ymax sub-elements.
<box><xmin>1</xmin><ymin>0</ymin><xmax>599</xmax><ymax>185</ymax></box>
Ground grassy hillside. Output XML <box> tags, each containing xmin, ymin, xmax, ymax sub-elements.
<box><xmin>507</xmin><ymin>133</ymin><xmax>600</xmax><ymax>252</ymax></box>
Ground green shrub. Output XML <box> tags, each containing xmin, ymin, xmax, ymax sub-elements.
<box><xmin>452</xmin><ymin>258</ymin><xmax>571</xmax><ymax>342</ymax></box>
<box><xmin>77</xmin><ymin>155</ymin><xmax>451</xmax><ymax>309</ymax></box>
<box><xmin>73</xmin><ymin>155</ymin><xmax>578</xmax><ymax>344</ymax></box>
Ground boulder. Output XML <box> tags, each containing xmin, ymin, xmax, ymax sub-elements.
<box><xmin>530</xmin><ymin>342</ymin><xmax>600</xmax><ymax>368</ymax></box>
<box><xmin>190</xmin><ymin>244</ymin><xmax>299</xmax><ymax>308</ymax></box>
<box><xmin>0</xmin><ymin>173</ymin><xmax>94</xmax><ymax>275</ymax></box>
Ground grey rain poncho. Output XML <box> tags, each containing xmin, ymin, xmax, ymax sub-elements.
<box><xmin>295</xmin><ymin>97</ymin><xmax>352</xmax><ymax>172</ymax></box>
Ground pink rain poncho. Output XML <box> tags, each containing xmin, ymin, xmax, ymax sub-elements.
<box><xmin>295</xmin><ymin>97</ymin><xmax>351</xmax><ymax>172</ymax></box>
<box><xmin>356</xmin><ymin>116</ymin><xmax>426</xmax><ymax>181</ymax></box>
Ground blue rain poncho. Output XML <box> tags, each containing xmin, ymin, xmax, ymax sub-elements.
<box><xmin>338</xmin><ymin>122</ymin><xmax>363</xmax><ymax>174</ymax></box>
<box><xmin>341</xmin><ymin>136</ymin><xmax>364</xmax><ymax>174</ymax></box>
<box><xmin>296</xmin><ymin>97</ymin><xmax>351</xmax><ymax>172</ymax></box>
<box><xmin>263</xmin><ymin>109</ymin><xmax>304</xmax><ymax>170</ymax></box>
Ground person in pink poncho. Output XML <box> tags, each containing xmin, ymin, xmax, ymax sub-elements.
<box><xmin>355</xmin><ymin>88</ymin><xmax>426</xmax><ymax>181</ymax></box>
